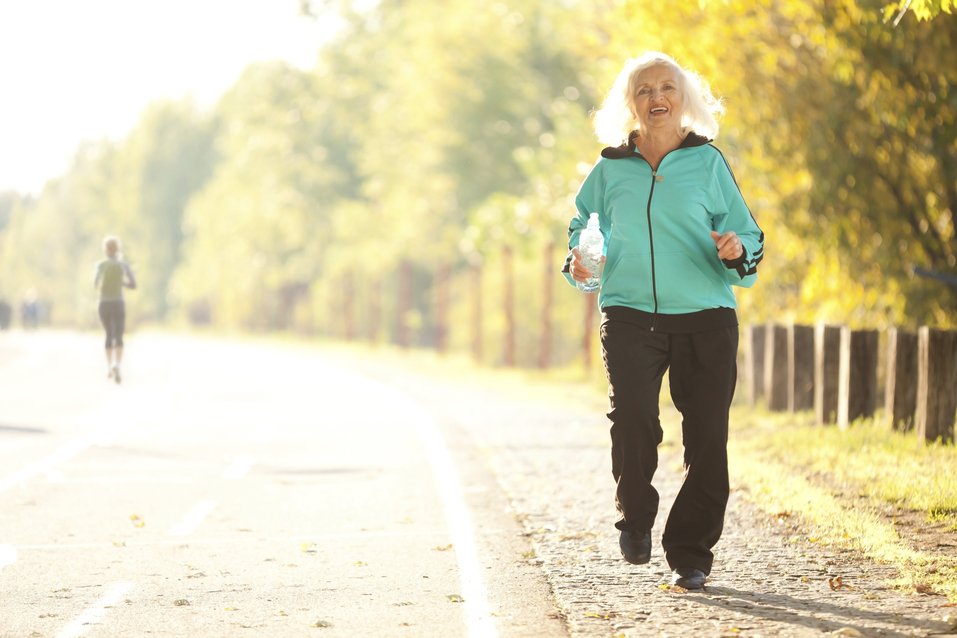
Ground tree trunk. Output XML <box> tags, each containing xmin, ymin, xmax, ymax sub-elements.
<box><xmin>397</xmin><ymin>260</ymin><xmax>413</xmax><ymax>349</ymax></box>
<box><xmin>434</xmin><ymin>262</ymin><xmax>450</xmax><ymax>355</ymax></box>
<box><xmin>539</xmin><ymin>240</ymin><xmax>554</xmax><ymax>370</ymax></box>
<box><xmin>503</xmin><ymin>245</ymin><xmax>515</xmax><ymax>367</ymax></box>
<box><xmin>368</xmin><ymin>278</ymin><xmax>381</xmax><ymax>344</ymax></box>
<box><xmin>471</xmin><ymin>264</ymin><xmax>482</xmax><ymax>363</ymax></box>
<box><xmin>343</xmin><ymin>270</ymin><xmax>354</xmax><ymax>341</ymax></box>
<box><xmin>583</xmin><ymin>292</ymin><xmax>598</xmax><ymax>368</ymax></box>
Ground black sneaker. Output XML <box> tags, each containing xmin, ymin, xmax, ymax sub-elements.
<box><xmin>671</xmin><ymin>567</ymin><xmax>707</xmax><ymax>590</ymax></box>
<box><xmin>619</xmin><ymin>530</ymin><xmax>652</xmax><ymax>565</ymax></box>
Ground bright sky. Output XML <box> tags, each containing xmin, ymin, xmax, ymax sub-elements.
<box><xmin>0</xmin><ymin>1</ymin><xmax>341</xmax><ymax>195</ymax></box>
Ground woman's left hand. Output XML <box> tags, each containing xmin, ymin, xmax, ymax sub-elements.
<box><xmin>711</xmin><ymin>231</ymin><xmax>744</xmax><ymax>260</ymax></box>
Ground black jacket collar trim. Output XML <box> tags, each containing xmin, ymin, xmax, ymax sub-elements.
<box><xmin>600</xmin><ymin>131</ymin><xmax>712</xmax><ymax>159</ymax></box>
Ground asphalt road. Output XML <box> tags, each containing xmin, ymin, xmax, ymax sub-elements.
<box><xmin>0</xmin><ymin>331</ymin><xmax>566</xmax><ymax>638</ymax></box>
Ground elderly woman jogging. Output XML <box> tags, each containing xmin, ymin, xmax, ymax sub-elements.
<box><xmin>563</xmin><ymin>52</ymin><xmax>764</xmax><ymax>590</ymax></box>
<box><xmin>94</xmin><ymin>235</ymin><xmax>137</xmax><ymax>384</ymax></box>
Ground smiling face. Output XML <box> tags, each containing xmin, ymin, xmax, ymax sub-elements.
<box><xmin>631</xmin><ymin>64</ymin><xmax>683</xmax><ymax>135</ymax></box>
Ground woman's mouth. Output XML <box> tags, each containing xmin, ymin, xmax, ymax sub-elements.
<box><xmin>650</xmin><ymin>107</ymin><xmax>668</xmax><ymax>116</ymax></box>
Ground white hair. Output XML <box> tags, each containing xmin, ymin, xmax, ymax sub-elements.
<box><xmin>593</xmin><ymin>52</ymin><xmax>725</xmax><ymax>146</ymax></box>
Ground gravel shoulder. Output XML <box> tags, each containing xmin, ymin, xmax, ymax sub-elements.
<box><xmin>359</xmin><ymin>356</ymin><xmax>957</xmax><ymax>638</ymax></box>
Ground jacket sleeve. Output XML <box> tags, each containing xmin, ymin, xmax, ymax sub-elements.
<box><xmin>561</xmin><ymin>158</ymin><xmax>607</xmax><ymax>287</ymax></box>
<box><xmin>710</xmin><ymin>153</ymin><xmax>764</xmax><ymax>289</ymax></box>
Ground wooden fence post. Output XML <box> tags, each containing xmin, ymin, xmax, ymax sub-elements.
<box><xmin>837</xmin><ymin>328</ymin><xmax>878</xmax><ymax>429</ymax></box>
<box><xmin>788</xmin><ymin>323</ymin><xmax>814</xmax><ymax>412</ymax></box>
<box><xmin>744</xmin><ymin>324</ymin><xmax>765</xmax><ymax>409</ymax></box>
<box><xmin>539</xmin><ymin>240</ymin><xmax>554</xmax><ymax>370</ymax></box>
<box><xmin>503</xmin><ymin>245</ymin><xmax>515</xmax><ymax>367</ymax></box>
<box><xmin>815</xmin><ymin>323</ymin><xmax>841</xmax><ymax>425</ymax></box>
<box><xmin>764</xmin><ymin>323</ymin><xmax>788</xmax><ymax>411</ymax></box>
<box><xmin>915</xmin><ymin>328</ymin><xmax>957</xmax><ymax>444</ymax></box>
<box><xmin>885</xmin><ymin>328</ymin><xmax>918</xmax><ymax>430</ymax></box>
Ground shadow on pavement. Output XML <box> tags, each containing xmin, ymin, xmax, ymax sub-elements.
<box><xmin>685</xmin><ymin>587</ymin><xmax>953</xmax><ymax>636</ymax></box>
<box><xmin>0</xmin><ymin>424</ymin><xmax>46</xmax><ymax>434</ymax></box>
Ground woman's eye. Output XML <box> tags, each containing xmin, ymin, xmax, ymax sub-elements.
<box><xmin>637</xmin><ymin>89</ymin><xmax>649</xmax><ymax>95</ymax></box>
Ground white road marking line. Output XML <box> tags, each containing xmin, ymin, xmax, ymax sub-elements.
<box><xmin>55</xmin><ymin>582</ymin><xmax>132</xmax><ymax>638</ymax></box>
<box><xmin>66</xmin><ymin>477</ymin><xmax>193</xmax><ymax>485</ymax></box>
<box><xmin>223</xmin><ymin>455</ymin><xmax>257</xmax><ymax>479</ymax></box>
<box><xmin>378</xmin><ymin>386</ymin><xmax>497</xmax><ymax>638</ymax></box>
<box><xmin>0</xmin><ymin>423</ymin><xmax>130</xmax><ymax>494</ymax></box>
<box><xmin>0</xmin><ymin>544</ymin><xmax>17</xmax><ymax>568</ymax></box>
<box><xmin>168</xmin><ymin>500</ymin><xmax>218</xmax><ymax>536</ymax></box>
<box><xmin>16</xmin><ymin>530</ymin><xmax>455</xmax><ymax>550</ymax></box>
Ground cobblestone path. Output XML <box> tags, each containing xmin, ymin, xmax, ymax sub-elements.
<box><xmin>363</xmin><ymin>362</ymin><xmax>956</xmax><ymax>638</ymax></box>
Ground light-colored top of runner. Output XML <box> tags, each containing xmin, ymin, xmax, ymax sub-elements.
<box><xmin>93</xmin><ymin>258</ymin><xmax>136</xmax><ymax>300</ymax></box>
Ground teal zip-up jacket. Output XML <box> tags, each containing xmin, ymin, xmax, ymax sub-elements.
<box><xmin>562</xmin><ymin>132</ymin><xmax>764</xmax><ymax>333</ymax></box>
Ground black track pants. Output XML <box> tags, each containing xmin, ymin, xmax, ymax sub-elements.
<box><xmin>601</xmin><ymin>319</ymin><xmax>738</xmax><ymax>575</ymax></box>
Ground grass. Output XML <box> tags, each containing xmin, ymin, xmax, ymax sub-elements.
<box><xmin>726</xmin><ymin>407</ymin><xmax>957</xmax><ymax>602</ymax></box>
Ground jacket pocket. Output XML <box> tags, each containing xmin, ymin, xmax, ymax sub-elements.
<box><xmin>601</xmin><ymin>254</ymin><xmax>655</xmax><ymax>309</ymax></box>
<box><xmin>654</xmin><ymin>253</ymin><xmax>714</xmax><ymax>312</ymax></box>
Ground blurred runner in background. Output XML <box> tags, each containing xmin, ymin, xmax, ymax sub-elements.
<box><xmin>93</xmin><ymin>236</ymin><xmax>136</xmax><ymax>384</ymax></box>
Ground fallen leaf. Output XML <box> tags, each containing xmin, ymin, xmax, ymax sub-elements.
<box><xmin>828</xmin><ymin>577</ymin><xmax>853</xmax><ymax>591</ymax></box>
<box><xmin>225</xmin><ymin>607</ymin><xmax>237</xmax><ymax>611</ymax></box>
<box><xmin>173</xmin><ymin>599</ymin><xmax>190</xmax><ymax>606</ymax></box>
<box><xmin>446</xmin><ymin>594</ymin><xmax>465</xmax><ymax>602</ymax></box>
<box><xmin>432</xmin><ymin>544</ymin><xmax>452</xmax><ymax>551</ymax></box>
<box><xmin>300</xmin><ymin>543</ymin><xmax>318</xmax><ymax>553</ymax></box>
<box><xmin>310</xmin><ymin>619</ymin><xmax>333</xmax><ymax>628</ymax></box>
<box><xmin>185</xmin><ymin>572</ymin><xmax>206</xmax><ymax>579</ymax></box>
<box><xmin>111</xmin><ymin>541</ymin><xmax>126</xmax><ymax>547</ymax></box>
<box><xmin>392</xmin><ymin>601</ymin><xmax>414</xmax><ymax>606</ymax></box>
<box><xmin>278</xmin><ymin>611</ymin><xmax>288</xmax><ymax>616</ymax></box>
<box><xmin>134</xmin><ymin>521</ymin><xmax>145</xmax><ymax>528</ymax></box>
<box><xmin>38</xmin><ymin>613</ymin><xmax>58</xmax><ymax>618</ymax></box>
<box><xmin>915</xmin><ymin>583</ymin><xmax>933</xmax><ymax>594</ymax></box>
<box><xmin>129</xmin><ymin>514</ymin><xmax>140</xmax><ymax>521</ymax></box>
<box><xmin>829</xmin><ymin>629</ymin><xmax>862</xmax><ymax>636</ymax></box>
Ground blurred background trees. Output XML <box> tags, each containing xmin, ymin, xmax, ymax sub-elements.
<box><xmin>0</xmin><ymin>0</ymin><xmax>954</xmax><ymax>366</ymax></box>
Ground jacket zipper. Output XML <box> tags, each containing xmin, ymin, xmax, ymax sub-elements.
<box><xmin>646</xmin><ymin>169</ymin><xmax>659</xmax><ymax>331</ymax></box>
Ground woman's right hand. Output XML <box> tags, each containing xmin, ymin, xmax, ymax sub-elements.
<box><xmin>569</xmin><ymin>248</ymin><xmax>605</xmax><ymax>282</ymax></box>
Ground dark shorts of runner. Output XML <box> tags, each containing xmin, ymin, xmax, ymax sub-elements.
<box><xmin>98</xmin><ymin>299</ymin><xmax>125</xmax><ymax>348</ymax></box>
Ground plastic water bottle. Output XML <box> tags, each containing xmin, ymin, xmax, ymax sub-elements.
<box><xmin>576</xmin><ymin>213</ymin><xmax>603</xmax><ymax>293</ymax></box>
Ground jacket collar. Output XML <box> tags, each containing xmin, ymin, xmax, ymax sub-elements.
<box><xmin>600</xmin><ymin>130</ymin><xmax>712</xmax><ymax>159</ymax></box>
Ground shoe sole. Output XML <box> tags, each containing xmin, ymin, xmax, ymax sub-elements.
<box><xmin>620</xmin><ymin>550</ymin><xmax>650</xmax><ymax>565</ymax></box>
<box><xmin>673</xmin><ymin>579</ymin><xmax>705</xmax><ymax>589</ymax></box>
